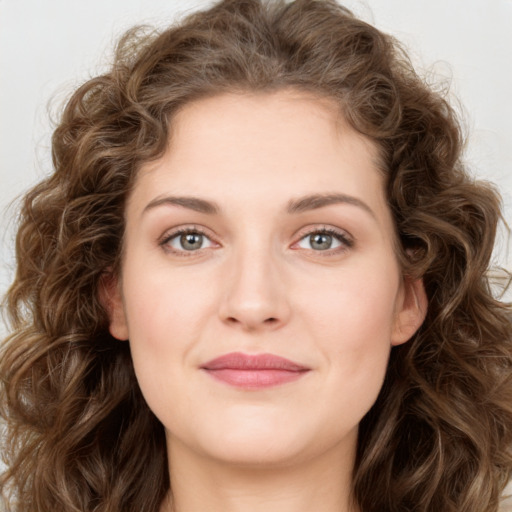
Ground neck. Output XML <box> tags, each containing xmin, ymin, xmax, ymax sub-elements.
<box><xmin>160</xmin><ymin>436</ymin><xmax>359</xmax><ymax>512</ymax></box>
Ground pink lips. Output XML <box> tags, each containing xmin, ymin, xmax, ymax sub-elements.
<box><xmin>200</xmin><ymin>352</ymin><xmax>310</xmax><ymax>389</ymax></box>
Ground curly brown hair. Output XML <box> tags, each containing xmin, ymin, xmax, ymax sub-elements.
<box><xmin>1</xmin><ymin>0</ymin><xmax>511</xmax><ymax>511</ymax></box>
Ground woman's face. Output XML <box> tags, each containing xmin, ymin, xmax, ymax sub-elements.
<box><xmin>106</xmin><ymin>90</ymin><xmax>426</xmax><ymax>469</ymax></box>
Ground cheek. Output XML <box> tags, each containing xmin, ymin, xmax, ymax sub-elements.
<box><xmin>123</xmin><ymin>256</ymin><xmax>214</xmax><ymax>344</ymax></box>
<box><xmin>303</xmin><ymin>261</ymin><xmax>400</xmax><ymax>346</ymax></box>
<box><xmin>119</xmin><ymin>259</ymin><xmax>214</xmax><ymax>401</ymax></box>
<box><xmin>300</xmin><ymin>262</ymin><xmax>400</xmax><ymax>402</ymax></box>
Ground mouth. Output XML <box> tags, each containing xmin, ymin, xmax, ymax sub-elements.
<box><xmin>200</xmin><ymin>352</ymin><xmax>311</xmax><ymax>389</ymax></box>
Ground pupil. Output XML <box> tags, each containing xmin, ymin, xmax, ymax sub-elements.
<box><xmin>181</xmin><ymin>233</ymin><xmax>203</xmax><ymax>250</ymax></box>
<box><xmin>310</xmin><ymin>233</ymin><xmax>332</xmax><ymax>250</ymax></box>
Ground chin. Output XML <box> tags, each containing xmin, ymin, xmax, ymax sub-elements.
<box><xmin>201</xmin><ymin>435</ymin><xmax>311</xmax><ymax>468</ymax></box>
<box><xmin>169</xmin><ymin>412</ymin><xmax>356</xmax><ymax>470</ymax></box>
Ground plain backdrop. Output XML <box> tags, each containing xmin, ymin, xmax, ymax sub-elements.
<box><xmin>1</xmin><ymin>0</ymin><xmax>511</xmax><ymax>331</ymax></box>
<box><xmin>0</xmin><ymin>0</ymin><xmax>512</xmax><ymax>506</ymax></box>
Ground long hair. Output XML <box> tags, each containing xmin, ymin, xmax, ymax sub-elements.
<box><xmin>1</xmin><ymin>1</ymin><xmax>511</xmax><ymax>510</ymax></box>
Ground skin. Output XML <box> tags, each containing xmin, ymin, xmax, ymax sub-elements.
<box><xmin>105</xmin><ymin>90</ymin><xmax>427</xmax><ymax>512</ymax></box>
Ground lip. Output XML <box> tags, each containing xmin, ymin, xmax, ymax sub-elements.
<box><xmin>200</xmin><ymin>352</ymin><xmax>311</xmax><ymax>389</ymax></box>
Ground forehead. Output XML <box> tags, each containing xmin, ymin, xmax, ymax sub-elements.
<box><xmin>169</xmin><ymin>90</ymin><xmax>381</xmax><ymax>165</ymax></box>
<box><xmin>129</xmin><ymin>90</ymin><xmax>388</xmax><ymax>220</ymax></box>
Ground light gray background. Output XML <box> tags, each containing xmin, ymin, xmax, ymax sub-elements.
<box><xmin>0</xmin><ymin>0</ymin><xmax>511</xmax><ymax>504</ymax></box>
<box><xmin>1</xmin><ymin>1</ymin><xmax>511</xmax><ymax>336</ymax></box>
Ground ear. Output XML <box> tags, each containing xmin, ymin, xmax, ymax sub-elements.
<box><xmin>98</xmin><ymin>272</ymin><xmax>129</xmax><ymax>341</ymax></box>
<box><xmin>391</xmin><ymin>277</ymin><xmax>427</xmax><ymax>346</ymax></box>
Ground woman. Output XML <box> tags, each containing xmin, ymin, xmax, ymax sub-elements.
<box><xmin>1</xmin><ymin>0</ymin><xmax>511</xmax><ymax>510</ymax></box>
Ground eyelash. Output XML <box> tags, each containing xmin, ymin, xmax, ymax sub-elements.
<box><xmin>159</xmin><ymin>226</ymin><xmax>214</xmax><ymax>257</ymax></box>
<box><xmin>159</xmin><ymin>225</ymin><xmax>354</xmax><ymax>256</ymax></box>
<box><xmin>294</xmin><ymin>227</ymin><xmax>354</xmax><ymax>256</ymax></box>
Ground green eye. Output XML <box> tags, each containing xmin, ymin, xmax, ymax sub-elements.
<box><xmin>179</xmin><ymin>233</ymin><xmax>205</xmax><ymax>251</ymax></box>
<box><xmin>308</xmin><ymin>233</ymin><xmax>338</xmax><ymax>250</ymax></box>
<box><xmin>296</xmin><ymin>229</ymin><xmax>352</xmax><ymax>251</ymax></box>
<box><xmin>163</xmin><ymin>230</ymin><xmax>214</xmax><ymax>252</ymax></box>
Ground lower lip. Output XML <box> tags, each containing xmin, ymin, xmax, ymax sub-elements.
<box><xmin>203</xmin><ymin>369</ymin><xmax>309</xmax><ymax>389</ymax></box>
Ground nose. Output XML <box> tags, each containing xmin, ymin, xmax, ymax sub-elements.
<box><xmin>218</xmin><ymin>242</ymin><xmax>291</xmax><ymax>332</ymax></box>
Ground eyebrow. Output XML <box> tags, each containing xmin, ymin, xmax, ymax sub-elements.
<box><xmin>142</xmin><ymin>193</ymin><xmax>376</xmax><ymax>219</ymax></box>
<box><xmin>143</xmin><ymin>196</ymin><xmax>220</xmax><ymax>215</ymax></box>
<box><xmin>286</xmin><ymin>193</ymin><xmax>376</xmax><ymax>219</ymax></box>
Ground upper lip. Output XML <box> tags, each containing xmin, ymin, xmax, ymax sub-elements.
<box><xmin>200</xmin><ymin>352</ymin><xmax>310</xmax><ymax>371</ymax></box>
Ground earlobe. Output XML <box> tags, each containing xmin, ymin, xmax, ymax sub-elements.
<box><xmin>391</xmin><ymin>277</ymin><xmax>428</xmax><ymax>346</ymax></box>
<box><xmin>98</xmin><ymin>272</ymin><xmax>129</xmax><ymax>341</ymax></box>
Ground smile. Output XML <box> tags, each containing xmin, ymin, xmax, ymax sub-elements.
<box><xmin>200</xmin><ymin>352</ymin><xmax>311</xmax><ymax>389</ymax></box>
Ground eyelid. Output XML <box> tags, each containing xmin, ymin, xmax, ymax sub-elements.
<box><xmin>158</xmin><ymin>223</ymin><xmax>354</xmax><ymax>256</ymax></box>
<box><xmin>159</xmin><ymin>225</ymin><xmax>219</xmax><ymax>255</ymax></box>
<box><xmin>291</xmin><ymin>225</ymin><xmax>354</xmax><ymax>252</ymax></box>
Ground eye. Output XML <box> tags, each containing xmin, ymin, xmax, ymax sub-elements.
<box><xmin>161</xmin><ymin>228</ymin><xmax>215</xmax><ymax>253</ymax></box>
<box><xmin>295</xmin><ymin>228</ymin><xmax>353</xmax><ymax>252</ymax></box>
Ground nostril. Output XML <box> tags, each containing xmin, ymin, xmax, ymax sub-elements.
<box><xmin>225</xmin><ymin>316</ymin><xmax>279</xmax><ymax>327</ymax></box>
